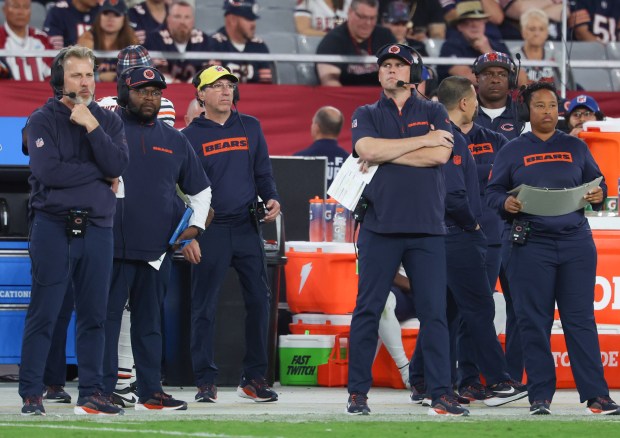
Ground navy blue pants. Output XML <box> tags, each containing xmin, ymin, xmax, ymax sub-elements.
<box><xmin>43</xmin><ymin>285</ymin><xmax>73</xmax><ymax>386</ymax></box>
<box><xmin>103</xmin><ymin>256</ymin><xmax>171</xmax><ymax>398</ymax></box>
<box><xmin>190</xmin><ymin>218</ymin><xmax>271</xmax><ymax>386</ymax></box>
<box><xmin>503</xmin><ymin>234</ymin><xmax>609</xmax><ymax>403</ymax></box>
<box><xmin>19</xmin><ymin>214</ymin><xmax>112</xmax><ymax>398</ymax></box>
<box><xmin>348</xmin><ymin>228</ymin><xmax>451</xmax><ymax>400</ymax></box>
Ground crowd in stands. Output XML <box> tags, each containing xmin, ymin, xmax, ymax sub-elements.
<box><xmin>1</xmin><ymin>0</ymin><xmax>619</xmax><ymax>88</ymax></box>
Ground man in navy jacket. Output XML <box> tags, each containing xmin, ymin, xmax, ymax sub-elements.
<box><xmin>182</xmin><ymin>65</ymin><xmax>280</xmax><ymax>404</ymax></box>
<box><xmin>102</xmin><ymin>66</ymin><xmax>212</xmax><ymax>411</ymax></box>
<box><xmin>20</xmin><ymin>45</ymin><xmax>128</xmax><ymax>416</ymax></box>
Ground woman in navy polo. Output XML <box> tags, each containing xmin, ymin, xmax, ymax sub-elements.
<box><xmin>486</xmin><ymin>81</ymin><xmax>619</xmax><ymax>415</ymax></box>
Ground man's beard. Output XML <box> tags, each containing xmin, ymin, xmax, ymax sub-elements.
<box><xmin>127</xmin><ymin>101</ymin><xmax>159</xmax><ymax>123</ymax></box>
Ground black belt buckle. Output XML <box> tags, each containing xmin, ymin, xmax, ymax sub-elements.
<box><xmin>66</xmin><ymin>209</ymin><xmax>88</xmax><ymax>238</ymax></box>
<box><xmin>510</xmin><ymin>219</ymin><xmax>530</xmax><ymax>245</ymax></box>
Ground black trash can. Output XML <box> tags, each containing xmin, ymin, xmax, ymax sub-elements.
<box><xmin>163</xmin><ymin>215</ymin><xmax>287</xmax><ymax>387</ymax></box>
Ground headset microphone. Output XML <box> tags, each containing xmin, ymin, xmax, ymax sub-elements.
<box><xmin>515</xmin><ymin>53</ymin><xmax>522</xmax><ymax>87</ymax></box>
<box><xmin>396</xmin><ymin>80</ymin><xmax>409</xmax><ymax>87</ymax></box>
<box><xmin>62</xmin><ymin>92</ymin><xmax>77</xmax><ymax>99</ymax></box>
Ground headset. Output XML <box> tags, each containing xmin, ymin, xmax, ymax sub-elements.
<box><xmin>192</xmin><ymin>67</ymin><xmax>240</xmax><ymax>106</ymax></box>
<box><xmin>515</xmin><ymin>81</ymin><xmax>559</xmax><ymax>123</ymax></box>
<box><xmin>49</xmin><ymin>48</ymin><xmax>70</xmax><ymax>98</ymax></box>
<box><xmin>376</xmin><ymin>43</ymin><xmax>425</xmax><ymax>85</ymax></box>
<box><xmin>472</xmin><ymin>51</ymin><xmax>519</xmax><ymax>90</ymax></box>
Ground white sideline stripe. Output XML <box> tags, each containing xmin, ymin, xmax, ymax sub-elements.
<box><xmin>0</xmin><ymin>423</ymin><xmax>265</xmax><ymax>438</ymax></box>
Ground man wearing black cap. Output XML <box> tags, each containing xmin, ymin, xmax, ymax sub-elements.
<box><xmin>102</xmin><ymin>65</ymin><xmax>212</xmax><ymax>411</ymax></box>
<box><xmin>210</xmin><ymin>0</ymin><xmax>273</xmax><ymax>84</ymax></box>
<box><xmin>346</xmin><ymin>43</ymin><xmax>468</xmax><ymax>416</ymax></box>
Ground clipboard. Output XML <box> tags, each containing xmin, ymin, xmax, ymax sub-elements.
<box><xmin>508</xmin><ymin>176</ymin><xmax>603</xmax><ymax>216</ymax></box>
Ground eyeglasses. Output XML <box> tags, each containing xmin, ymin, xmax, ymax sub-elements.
<box><xmin>131</xmin><ymin>88</ymin><xmax>162</xmax><ymax>98</ymax></box>
<box><xmin>352</xmin><ymin>9</ymin><xmax>377</xmax><ymax>22</ymax></box>
<box><xmin>479</xmin><ymin>71</ymin><xmax>509</xmax><ymax>80</ymax></box>
<box><xmin>570</xmin><ymin>110</ymin><xmax>594</xmax><ymax>119</ymax></box>
<box><xmin>206</xmin><ymin>83</ymin><xmax>237</xmax><ymax>91</ymax></box>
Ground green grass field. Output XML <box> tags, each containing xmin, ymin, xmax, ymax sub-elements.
<box><xmin>1</xmin><ymin>418</ymin><xmax>619</xmax><ymax>438</ymax></box>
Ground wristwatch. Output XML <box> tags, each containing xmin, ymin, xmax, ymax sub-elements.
<box><xmin>190</xmin><ymin>225</ymin><xmax>204</xmax><ymax>236</ymax></box>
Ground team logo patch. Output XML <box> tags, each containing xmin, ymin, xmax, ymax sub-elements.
<box><xmin>523</xmin><ymin>152</ymin><xmax>573</xmax><ymax>166</ymax></box>
<box><xmin>35</xmin><ymin>138</ymin><xmax>44</xmax><ymax>148</ymax></box>
<box><xmin>577</xmin><ymin>95</ymin><xmax>587</xmax><ymax>104</ymax></box>
<box><xmin>110</xmin><ymin>0</ymin><xmax>119</xmax><ymax>5</ymax></box>
<box><xmin>352</xmin><ymin>119</ymin><xmax>357</xmax><ymax>128</ymax></box>
<box><xmin>469</xmin><ymin>142</ymin><xmax>494</xmax><ymax>155</ymax></box>
<box><xmin>214</xmin><ymin>65</ymin><xmax>226</xmax><ymax>72</ymax></box>
<box><xmin>388</xmin><ymin>45</ymin><xmax>400</xmax><ymax>54</ymax></box>
<box><xmin>453</xmin><ymin>155</ymin><xmax>462</xmax><ymax>165</ymax></box>
<box><xmin>144</xmin><ymin>69</ymin><xmax>155</xmax><ymax>79</ymax></box>
<box><xmin>500</xmin><ymin>123</ymin><xmax>514</xmax><ymax>132</ymax></box>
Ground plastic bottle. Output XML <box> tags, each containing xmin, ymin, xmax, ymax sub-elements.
<box><xmin>309</xmin><ymin>196</ymin><xmax>324</xmax><ymax>242</ymax></box>
<box><xmin>333</xmin><ymin>207</ymin><xmax>346</xmax><ymax>243</ymax></box>
<box><xmin>324</xmin><ymin>197</ymin><xmax>338</xmax><ymax>242</ymax></box>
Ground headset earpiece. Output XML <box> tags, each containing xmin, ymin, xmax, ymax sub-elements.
<box><xmin>409</xmin><ymin>47</ymin><xmax>424</xmax><ymax>85</ymax></box>
<box><xmin>116</xmin><ymin>66</ymin><xmax>141</xmax><ymax>107</ymax></box>
<box><xmin>49</xmin><ymin>48</ymin><xmax>70</xmax><ymax>97</ymax></box>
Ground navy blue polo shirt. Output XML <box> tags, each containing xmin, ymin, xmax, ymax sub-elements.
<box><xmin>486</xmin><ymin>130</ymin><xmax>607</xmax><ymax>238</ymax></box>
<box><xmin>352</xmin><ymin>92</ymin><xmax>451</xmax><ymax>234</ymax></box>
<box><xmin>465</xmin><ymin>123</ymin><xmax>508</xmax><ymax>244</ymax></box>
<box><xmin>444</xmin><ymin>125</ymin><xmax>481</xmax><ymax>231</ymax></box>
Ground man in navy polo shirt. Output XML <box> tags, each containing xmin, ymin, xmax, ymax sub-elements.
<box><xmin>346</xmin><ymin>43</ymin><xmax>467</xmax><ymax>416</ymax></box>
<box><xmin>102</xmin><ymin>66</ymin><xmax>212</xmax><ymax>411</ymax></box>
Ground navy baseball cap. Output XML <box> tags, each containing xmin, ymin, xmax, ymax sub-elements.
<box><xmin>567</xmin><ymin>95</ymin><xmax>600</xmax><ymax>114</ymax></box>
<box><xmin>125</xmin><ymin>67</ymin><xmax>167</xmax><ymax>89</ymax></box>
<box><xmin>101</xmin><ymin>0</ymin><xmax>128</xmax><ymax>16</ymax></box>
<box><xmin>385</xmin><ymin>1</ymin><xmax>409</xmax><ymax>24</ymax></box>
<box><xmin>223</xmin><ymin>0</ymin><xmax>259</xmax><ymax>20</ymax></box>
<box><xmin>376</xmin><ymin>44</ymin><xmax>419</xmax><ymax>66</ymax></box>
<box><xmin>472</xmin><ymin>51</ymin><xmax>513</xmax><ymax>74</ymax></box>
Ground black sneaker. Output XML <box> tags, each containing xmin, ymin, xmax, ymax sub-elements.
<box><xmin>236</xmin><ymin>376</ymin><xmax>278</xmax><ymax>402</ymax></box>
<box><xmin>195</xmin><ymin>384</ymin><xmax>217</xmax><ymax>403</ymax></box>
<box><xmin>409</xmin><ymin>381</ymin><xmax>428</xmax><ymax>405</ymax></box>
<box><xmin>44</xmin><ymin>385</ymin><xmax>71</xmax><ymax>403</ymax></box>
<box><xmin>136</xmin><ymin>392</ymin><xmax>188</xmax><ymax>411</ymax></box>
<box><xmin>111</xmin><ymin>381</ymin><xmax>138</xmax><ymax>407</ymax></box>
<box><xmin>530</xmin><ymin>400</ymin><xmax>552</xmax><ymax>415</ymax></box>
<box><xmin>429</xmin><ymin>393</ymin><xmax>470</xmax><ymax>416</ymax></box>
<box><xmin>486</xmin><ymin>380</ymin><xmax>528</xmax><ymax>407</ymax></box>
<box><xmin>587</xmin><ymin>396</ymin><xmax>620</xmax><ymax>415</ymax></box>
<box><xmin>75</xmin><ymin>393</ymin><xmax>125</xmax><ymax>415</ymax></box>
<box><xmin>459</xmin><ymin>382</ymin><xmax>494</xmax><ymax>403</ymax></box>
<box><xmin>21</xmin><ymin>395</ymin><xmax>45</xmax><ymax>416</ymax></box>
<box><xmin>346</xmin><ymin>393</ymin><xmax>370</xmax><ymax>415</ymax></box>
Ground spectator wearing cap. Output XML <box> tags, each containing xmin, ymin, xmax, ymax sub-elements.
<box><xmin>316</xmin><ymin>0</ymin><xmax>395</xmax><ymax>86</ymax></box>
<box><xmin>102</xmin><ymin>64</ymin><xmax>212</xmax><ymax>411</ymax></box>
<box><xmin>209</xmin><ymin>0</ymin><xmax>273</xmax><ymax>84</ymax></box>
<box><xmin>566</xmin><ymin>94</ymin><xmax>605</xmax><ymax>137</ymax></box>
<box><xmin>438</xmin><ymin>0</ymin><xmax>513</xmax><ymax>82</ymax></box>
<box><xmin>381</xmin><ymin>1</ymin><xmax>427</xmax><ymax>56</ymax></box>
<box><xmin>294</xmin><ymin>0</ymin><xmax>352</xmax><ymax>37</ymax></box>
<box><xmin>129</xmin><ymin>0</ymin><xmax>169</xmax><ymax>44</ymax></box>
<box><xmin>182</xmin><ymin>65</ymin><xmax>281</xmax><ymax>404</ymax></box>
<box><xmin>379</xmin><ymin>0</ymin><xmax>446</xmax><ymax>41</ymax></box>
<box><xmin>77</xmin><ymin>0</ymin><xmax>139</xmax><ymax>82</ymax></box>
<box><xmin>43</xmin><ymin>0</ymin><xmax>100</xmax><ymax>49</ymax></box>
<box><xmin>144</xmin><ymin>0</ymin><xmax>212</xmax><ymax>83</ymax></box>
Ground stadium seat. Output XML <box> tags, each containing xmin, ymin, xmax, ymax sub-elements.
<box><xmin>572</xmin><ymin>68</ymin><xmax>613</xmax><ymax>92</ymax></box>
<box><xmin>611</xmin><ymin>69</ymin><xmax>620</xmax><ymax>92</ymax></box>
<box><xmin>606</xmin><ymin>42</ymin><xmax>620</xmax><ymax>60</ymax></box>
<box><xmin>195</xmin><ymin>4</ymin><xmax>224</xmax><ymax>34</ymax></box>
<box><xmin>296</xmin><ymin>34</ymin><xmax>323</xmax><ymax>86</ymax></box>
<box><xmin>424</xmin><ymin>38</ymin><xmax>444</xmax><ymax>58</ymax></box>
<box><xmin>260</xmin><ymin>0</ymin><xmax>296</xmax><ymax>8</ymax></box>
<box><xmin>31</xmin><ymin>1</ymin><xmax>47</xmax><ymax>30</ymax></box>
<box><xmin>257</xmin><ymin>7</ymin><xmax>296</xmax><ymax>35</ymax></box>
<box><xmin>566</xmin><ymin>41</ymin><xmax>607</xmax><ymax>60</ymax></box>
<box><xmin>262</xmin><ymin>31</ymin><xmax>299</xmax><ymax>85</ymax></box>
